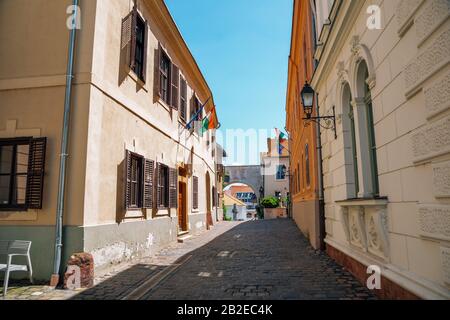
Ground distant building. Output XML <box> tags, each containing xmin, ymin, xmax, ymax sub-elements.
<box><xmin>225</xmin><ymin>185</ymin><xmax>257</xmax><ymax>205</ymax></box>
<box><xmin>260</xmin><ymin>138</ymin><xmax>289</xmax><ymax>204</ymax></box>
<box><xmin>223</xmin><ymin>194</ymin><xmax>248</xmax><ymax>221</ymax></box>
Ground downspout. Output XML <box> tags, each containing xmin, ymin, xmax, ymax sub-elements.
<box><xmin>51</xmin><ymin>0</ymin><xmax>79</xmax><ymax>286</ymax></box>
<box><xmin>315</xmin><ymin>93</ymin><xmax>326</xmax><ymax>251</ymax></box>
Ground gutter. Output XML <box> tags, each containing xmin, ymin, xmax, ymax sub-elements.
<box><xmin>50</xmin><ymin>0</ymin><xmax>79</xmax><ymax>287</ymax></box>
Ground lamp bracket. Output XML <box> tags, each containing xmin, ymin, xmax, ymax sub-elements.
<box><xmin>303</xmin><ymin>106</ymin><xmax>337</xmax><ymax>139</ymax></box>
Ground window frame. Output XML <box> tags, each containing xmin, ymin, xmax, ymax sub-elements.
<box><xmin>276</xmin><ymin>164</ymin><xmax>287</xmax><ymax>181</ymax></box>
<box><xmin>0</xmin><ymin>138</ymin><xmax>31</xmax><ymax>211</ymax></box>
<box><xmin>128</xmin><ymin>152</ymin><xmax>144</xmax><ymax>210</ymax></box>
<box><xmin>0</xmin><ymin>137</ymin><xmax>46</xmax><ymax>212</ymax></box>
<box><xmin>159</xmin><ymin>49</ymin><xmax>172</xmax><ymax>105</ymax></box>
<box><xmin>132</xmin><ymin>14</ymin><xmax>146</xmax><ymax>82</ymax></box>
<box><xmin>158</xmin><ymin>163</ymin><xmax>170</xmax><ymax>209</ymax></box>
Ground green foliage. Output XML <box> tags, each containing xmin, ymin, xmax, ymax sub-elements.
<box><xmin>222</xmin><ymin>202</ymin><xmax>233</xmax><ymax>221</ymax></box>
<box><xmin>260</xmin><ymin>196</ymin><xmax>280</xmax><ymax>208</ymax></box>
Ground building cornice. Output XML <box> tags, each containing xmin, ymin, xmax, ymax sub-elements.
<box><xmin>143</xmin><ymin>0</ymin><xmax>216</xmax><ymax>116</ymax></box>
<box><xmin>311</xmin><ymin>0</ymin><xmax>365</xmax><ymax>90</ymax></box>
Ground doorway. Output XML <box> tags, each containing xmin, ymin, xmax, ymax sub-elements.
<box><xmin>178</xmin><ymin>181</ymin><xmax>188</xmax><ymax>233</ymax></box>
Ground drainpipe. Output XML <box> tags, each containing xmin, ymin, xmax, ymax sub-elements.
<box><xmin>315</xmin><ymin>93</ymin><xmax>326</xmax><ymax>251</ymax></box>
<box><xmin>51</xmin><ymin>0</ymin><xmax>79</xmax><ymax>287</ymax></box>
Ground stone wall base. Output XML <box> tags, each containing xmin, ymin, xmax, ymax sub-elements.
<box><xmin>326</xmin><ymin>244</ymin><xmax>420</xmax><ymax>300</ymax></box>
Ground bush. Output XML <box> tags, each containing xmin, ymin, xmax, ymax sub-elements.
<box><xmin>260</xmin><ymin>196</ymin><xmax>280</xmax><ymax>208</ymax></box>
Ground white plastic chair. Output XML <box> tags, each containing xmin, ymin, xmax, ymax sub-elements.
<box><xmin>0</xmin><ymin>240</ymin><xmax>33</xmax><ymax>297</ymax></box>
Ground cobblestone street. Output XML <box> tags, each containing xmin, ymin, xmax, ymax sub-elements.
<box><xmin>2</xmin><ymin>219</ymin><xmax>377</xmax><ymax>300</ymax></box>
<box><xmin>140</xmin><ymin>219</ymin><xmax>376</xmax><ymax>300</ymax></box>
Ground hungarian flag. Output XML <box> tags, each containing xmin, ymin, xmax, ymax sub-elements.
<box><xmin>275</xmin><ymin>128</ymin><xmax>288</xmax><ymax>155</ymax></box>
<box><xmin>201</xmin><ymin>105</ymin><xmax>219</xmax><ymax>134</ymax></box>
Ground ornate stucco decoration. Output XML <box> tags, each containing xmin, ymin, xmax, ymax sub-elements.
<box><xmin>349</xmin><ymin>35</ymin><xmax>377</xmax><ymax>92</ymax></box>
<box><xmin>336</xmin><ymin>198</ymin><xmax>389</xmax><ymax>261</ymax></box>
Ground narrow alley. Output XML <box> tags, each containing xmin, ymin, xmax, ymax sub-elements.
<box><xmin>68</xmin><ymin>220</ymin><xmax>376</xmax><ymax>300</ymax></box>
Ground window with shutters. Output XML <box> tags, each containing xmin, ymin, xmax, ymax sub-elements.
<box><xmin>157</xmin><ymin>163</ymin><xmax>169</xmax><ymax>209</ymax></box>
<box><xmin>132</xmin><ymin>14</ymin><xmax>147</xmax><ymax>81</ymax></box>
<box><xmin>159</xmin><ymin>50</ymin><xmax>171</xmax><ymax>105</ymax></box>
<box><xmin>125</xmin><ymin>151</ymin><xmax>154</xmax><ymax>211</ymax></box>
<box><xmin>128</xmin><ymin>153</ymin><xmax>143</xmax><ymax>209</ymax></box>
<box><xmin>0</xmin><ymin>137</ymin><xmax>46</xmax><ymax>211</ymax></box>
<box><xmin>192</xmin><ymin>176</ymin><xmax>199</xmax><ymax>210</ymax></box>
<box><xmin>180</xmin><ymin>78</ymin><xmax>187</xmax><ymax>121</ymax></box>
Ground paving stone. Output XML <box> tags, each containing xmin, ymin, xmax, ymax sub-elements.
<box><xmin>142</xmin><ymin>220</ymin><xmax>378</xmax><ymax>300</ymax></box>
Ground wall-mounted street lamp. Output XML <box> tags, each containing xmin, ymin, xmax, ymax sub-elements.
<box><xmin>301</xmin><ymin>82</ymin><xmax>337</xmax><ymax>139</ymax></box>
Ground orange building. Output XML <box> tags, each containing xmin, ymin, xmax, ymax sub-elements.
<box><xmin>285</xmin><ymin>0</ymin><xmax>324</xmax><ymax>250</ymax></box>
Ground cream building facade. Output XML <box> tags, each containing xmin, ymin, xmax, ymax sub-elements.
<box><xmin>0</xmin><ymin>0</ymin><xmax>219</xmax><ymax>281</ymax></box>
<box><xmin>311</xmin><ymin>0</ymin><xmax>450</xmax><ymax>299</ymax></box>
<box><xmin>260</xmin><ymin>138</ymin><xmax>290</xmax><ymax>201</ymax></box>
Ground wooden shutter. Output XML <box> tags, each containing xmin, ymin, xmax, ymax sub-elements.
<box><xmin>143</xmin><ymin>159</ymin><xmax>154</xmax><ymax>209</ymax></box>
<box><xmin>154</xmin><ymin>43</ymin><xmax>162</xmax><ymax>101</ymax></box>
<box><xmin>121</xmin><ymin>12</ymin><xmax>133</xmax><ymax>53</ymax></box>
<box><xmin>212</xmin><ymin>186</ymin><xmax>216</xmax><ymax>207</ymax></box>
<box><xmin>180</xmin><ymin>78</ymin><xmax>187</xmax><ymax>120</ymax></box>
<box><xmin>169</xmin><ymin>168</ymin><xmax>177</xmax><ymax>208</ymax></box>
<box><xmin>171</xmin><ymin>64</ymin><xmax>179</xmax><ymax>110</ymax></box>
<box><xmin>141</xmin><ymin>20</ymin><xmax>148</xmax><ymax>83</ymax></box>
<box><xmin>193</xmin><ymin>176</ymin><xmax>198</xmax><ymax>209</ymax></box>
<box><xmin>124</xmin><ymin>150</ymin><xmax>132</xmax><ymax>210</ymax></box>
<box><xmin>156</xmin><ymin>163</ymin><xmax>161</xmax><ymax>208</ymax></box>
<box><xmin>129</xmin><ymin>5</ymin><xmax>138</xmax><ymax>70</ymax></box>
<box><xmin>26</xmin><ymin>137</ymin><xmax>47</xmax><ymax>209</ymax></box>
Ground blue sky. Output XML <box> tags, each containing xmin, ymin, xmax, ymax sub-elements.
<box><xmin>166</xmin><ymin>0</ymin><xmax>293</xmax><ymax>164</ymax></box>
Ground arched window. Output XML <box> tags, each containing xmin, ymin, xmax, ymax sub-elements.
<box><xmin>354</xmin><ymin>60</ymin><xmax>379</xmax><ymax>197</ymax></box>
<box><xmin>305</xmin><ymin>144</ymin><xmax>311</xmax><ymax>186</ymax></box>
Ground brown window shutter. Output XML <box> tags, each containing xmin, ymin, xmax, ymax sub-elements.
<box><xmin>26</xmin><ymin>137</ymin><xmax>47</xmax><ymax>209</ymax></box>
<box><xmin>121</xmin><ymin>12</ymin><xmax>133</xmax><ymax>59</ymax></box>
<box><xmin>193</xmin><ymin>176</ymin><xmax>198</xmax><ymax>209</ymax></box>
<box><xmin>156</xmin><ymin>162</ymin><xmax>161</xmax><ymax>208</ymax></box>
<box><xmin>130</xmin><ymin>5</ymin><xmax>138</xmax><ymax>70</ymax></box>
<box><xmin>180</xmin><ymin>78</ymin><xmax>187</xmax><ymax>121</ymax></box>
<box><xmin>124</xmin><ymin>150</ymin><xmax>132</xmax><ymax>210</ymax></box>
<box><xmin>141</xmin><ymin>20</ymin><xmax>148</xmax><ymax>83</ymax></box>
<box><xmin>143</xmin><ymin>158</ymin><xmax>154</xmax><ymax>209</ymax></box>
<box><xmin>154</xmin><ymin>42</ymin><xmax>162</xmax><ymax>102</ymax></box>
<box><xmin>169</xmin><ymin>168</ymin><xmax>177</xmax><ymax>208</ymax></box>
<box><xmin>212</xmin><ymin>186</ymin><xmax>216</xmax><ymax>207</ymax></box>
<box><xmin>171</xmin><ymin>64</ymin><xmax>179</xmax><ymax>110</ymax></box>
